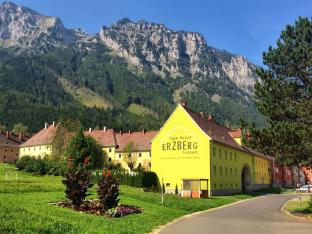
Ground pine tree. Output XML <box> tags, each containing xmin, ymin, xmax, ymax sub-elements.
<box><xmin>246</xmin><ymin>17</ymin><xmax>312</xmax><ymax>165</ymax></box>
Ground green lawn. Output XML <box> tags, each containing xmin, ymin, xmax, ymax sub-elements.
<box><xmin>0</xmin><ymin>164</ymin><xmax>254</xmax><ymax>234</ymax></box>
<box><xmin>285</xmin><ymin>195</ymin><xmax>312</xmax><ymax>218</ymax></box>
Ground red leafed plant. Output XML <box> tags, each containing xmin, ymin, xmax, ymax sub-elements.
<box><xmin>97</xmin><ymin>174</ymin><xmax>120</xmax><ymax>211</ymax></box>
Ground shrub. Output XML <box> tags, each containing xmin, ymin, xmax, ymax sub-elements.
<box><xmin>142</xmin><ymin>171</ymin><xmax>158</xmax><ymax>189</ymax></box>
<box><xmin>16</xmin><ymin>157</ymin><xmax>65</xmax><ymax>176</ymax></box>
<box><xmin>106</xmin><ymin>205</ymin><xmax>142</xmax><ymax>218</ymax></box>
<box><xmin>16</xmin><ymin>156</ymin><xmax>32</xmax><ymax>171</ymax></box>
<box><xmin>97</xmin><ymin>173</ymin><xmax>120</xmax><ymax>210</ymax></box>
<box><xmin>62</xmin><ymin>168</ymin><xmax>93</xmax><ymax>208</ymax></box>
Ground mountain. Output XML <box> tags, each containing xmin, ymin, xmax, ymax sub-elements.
<box><xmin>0</xmin><ymin>1</ymin><xmax>265</xmax><ymax>133</ymax></box>
<box><xmin>100</xmin><ymin>18</ymin><xmax>258</xmax><ymax>94</ymax></box>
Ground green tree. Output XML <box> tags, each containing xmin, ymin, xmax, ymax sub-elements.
<box><xmin>0</xmin><ymin>124</ymin><xmax>7</xmax><ymax>132</ymax></box>
<box><xmin>122</xmin><ymin>142</ymin><xmax>138</xmax><ymax>171</ymax></box>
<box><xmin>64</xmin><ymin>129</ymin><xmax>105</xmax><ymax>170</ymax></box>
<box><xmin>12</xmin><ymin>123</ymin><xmax>28</xmax><ymax>134</ymax></box>
<box><xmin>246</xmin><ymin>17</ymin><xmax>312</xmax><ymax>165</ymax></box>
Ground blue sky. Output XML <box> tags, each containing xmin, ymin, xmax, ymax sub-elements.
<box><xmin>7</xmin><ymin>0</ymin><xmax>312</xmax><ymax>65</ymax></box>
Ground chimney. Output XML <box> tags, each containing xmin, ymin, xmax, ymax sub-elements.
<box><xmin>199</xmin><ymin>112</ymin><xmax>204</xmax><ymax>118</ymax></box>
<box><xmin>208</xmin><ymin>115</ymin><xmax>213</xmax><ymax>121</ymax></box>
<box><xmin>119</xmin><ymin>131</ymin><xmax>122</xmax><ymax>135</ymax></box>
<box><xmin>128</xmin><ymin>130</ymin><xmax>131</xmax><ymax>135</ymax></box>
<box><xmin>6</xmin><ymin>131</ymin><xmax>9</xmax><ymax>139</ymax></box>
<box><xmin>44</xmin><ymin>122</ymin><xmax>48</xmax><ymax>130</ymax></box>
<box><xmin>181</xmin><ymin>101</ymin><xmax>187</xmax><ymax>107</ymax></box>
<box><xmin>103</xmin><ymin>126</ymin><xmax>107</xmax><ymax>132</ymax></box>
<box><xmin>52</xmin><ymin>121</ymin><xmax>55</xmax><ymax>127</ymax></box>
<box><xmin>142</xmin><ymin>129</ymin><xmax>145</xmax><ymax>135</ymax></box>
<box><xmin>19</xmin><ymin>132</ymin><xmax>22</xmax><ymax>141</ymax></box>
<box><xmin>88</xmin><ymin>128</ymin><xmax>92</xmax><ymax>133</ymax></box>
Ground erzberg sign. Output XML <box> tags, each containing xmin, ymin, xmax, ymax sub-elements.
<box><xmin>161</xmin><ymin>135</ymin><xmax>198</xmax><ymax>156</ymax></box>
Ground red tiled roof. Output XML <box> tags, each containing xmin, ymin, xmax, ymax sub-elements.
<box><xmin>183</xmin><ymin>105</ymin><xmax>245</xmax><ymax>151</ymax></box>
<box><xmin>84</xmin><ymin>129</ymin><xmax>117</xmax><ymax>147</ymax></box>
<box><xmin>0</xmin><ymin>133</ymin><xmax>19</xmax><ymax>147</ymax></box>
<box><xmin>229</xmin><ymin>129</ymin><xmax>242</xmax><ymax>138</ymax></box>
<box><xmin>0</xmin><ymin>131</ymin><xmax>29</xmax><ymax>146</ymax></box>
<box><xmin>116</xmin><ymin>130</ymin><xmax>158</xmax><ymax>152</ymax></box>
<box><xmin>21</xmin><ymin>124</ymin><xmax>60</xmax><ymax>147</ymax></box>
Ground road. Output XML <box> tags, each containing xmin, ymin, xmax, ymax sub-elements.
<box><xmin>159</xmin><ymin>195</ymin><xmax>311</xmax><ymax>234</ymax></box>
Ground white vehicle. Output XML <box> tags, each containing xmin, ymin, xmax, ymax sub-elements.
<box><xmin>295</xmin><ymin>185</ymin><xmax>312</xmax><ymax>193</ymax></box>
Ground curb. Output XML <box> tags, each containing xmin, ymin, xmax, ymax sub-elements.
<box><xmin>281</xmin><ymin>197</ymin><xmax>312</xmax><ymax>222</ymax></box>
<box><xmin>150</xmin><ymin>195</ymin><xmax>266</xmax><ymax>234</ymax></box>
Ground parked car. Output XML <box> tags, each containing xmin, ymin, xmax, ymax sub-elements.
<box><xmin>295</xmin><ymin>185</ymin><xmax>312</xmax><ymax>193</ymax></box>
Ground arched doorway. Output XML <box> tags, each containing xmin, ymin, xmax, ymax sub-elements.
<box><xmin>241</xmin><ymin>165</ymin><xmax>252</xmax><ymax>192</ymax></box>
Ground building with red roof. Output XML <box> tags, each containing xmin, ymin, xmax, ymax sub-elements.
<box><xmin>0</xmin><ymin>131</ymin><xmax>28</xmax><ymax>163</ymax></box>
<box><xmin>85</xmin><ymin>127</ymin><xmax>157</xmax><ymax>171</ymax></box>
<box><xmin>151</xmin><ymin>102</ymin><xmax>274</xmax><ymax>197</ymax></box>
<box><xmin>20</xmin><ymin>122</ymin><xmax>67</xmax><ymax>159</ymax></box>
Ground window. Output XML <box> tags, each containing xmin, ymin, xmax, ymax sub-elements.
<box><xmin>219</xmin><ymin>166</ymin><xmax>223</xmax><ymax>176</ymax></box>
<box><xmin>230</xmin><ymin>152</ymin><xmax>232</xmax><ymax>160</ymax></box>
<box><xmin>4</xmin><ymin>149</ymin><xmax>7</xmax><ymax>152</ymax></box>
<box><xmin>108</xmin><ymin>158</ymin><xmax>111</xmax><ymax>162</ymax></box>
<box><xmin>39</xmin><ymin>147</ymin><xmax>41</xmax><ymax>150</ymax></box>
<box><xmin>234</xmin><ymin>153</ymin><xmax>237</xmax><ymax>161</ymax></box>
<box><xmin>149</xmin><ymin>163</ymin><xmax>151</xmax><ymax>167</ymax></box>
<box><xmin>235</xmin><ymin>169</ymin><xmax>237</xmax><ymax>176</ymax></box>
<box><xmin>28</xmin><ymin>148</ymin><xmax>30</xmax><ymax>151</ymax></box>
<box><xmin>166</xmin><ymin>183</ymin><xmax>171</xmax><ymax>187</ymax></box>
<box><xmin>230</xmin><ymin>168</ymin><xmax>233</xmax><ymax>176</ymax></box>
<box><xmin>34</xmin><ymin>147</ymin><xmax>35</xmax><ymax>151</ymax></box>
<box><xmin>139</xmin><ymin>152</ymin><xmax>142</xmax><ymax>157</ymax></box>
<box><xmin>11</xmin><ymin>149</ymin><xmax>13</xmax><ymax>152</ymax></box>
<box><xmin>220</xmin><ymin>184</ymin><xmax>223</xmax><ymax>188</ymax></box>
<box><xmin>149</xmin><ymin>152</ymin><xmax>151</xmax><ymax>157</ymax></box>
<box><xmin>138</xmin><ymin>163</ymin><xmax>142</xmax><ymax>168</ymax></box>
<box><xmin>225</xmin><ymin>167</ymin><xmax>228</xmax><ymax>176</ymax></box>
<box><xmin>225</xmin><ymin>150</ymin><xmax>228</xmax><ymax>160</ymax></box>
<box><xmin>219</xmin><ymin>149</ymin><xmax>222</xmax><ymax>159</ymax></box>
<box><xmin>212</xmin><ymin>147</ymin><xmax>216</xmax><ymax>157</ymax></box>
<box><xmin>4</xmin><ymin>156</ymin><xmax>7</xmax><ymax>160</ymax></box>
<box><xmin>214</xmin><ymin>183</ymin><xmax>216</xmax><ymax>188</ymax></box>
<box><xmin>109</xmin><ymin>148</ymin><xmax>112</xmax><ymax>153</ymax></box>
<box><xmin>213</xmin><ymin>166</ymin><xmax>217</xmax><ymax>176</ymax></box>
<box><xmin>119</xmin><ymin>154</ymin><xmax>121</xmax><ymax>159</ymax></box>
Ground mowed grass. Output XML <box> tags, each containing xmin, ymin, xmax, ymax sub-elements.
<box><xmin>286</xmin><ymin>195</ymin><xmax>312</xmax><ymax>218</ymax></box>
<box><xmin>0</xmin><ymin>164</ymin><xmax>253</xmax><ymax>234</ymax></box>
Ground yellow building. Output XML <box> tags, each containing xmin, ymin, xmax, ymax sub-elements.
<box><xmin>151</xmin><ymin>103</ymin><xmax>273</xmax><ymax>197</ymax></box>
<box><xmin>20</xmin><ymin>122</ymin><xmax>67</xmax><ymax>159</ymax></box>
<box><xmin>84</xmin><ymin>127</ymin><xmax>118</xmax><ymax>163</ymax></box>
<box><xmin>85</xmin><ymin>128</ymin><xmax>157</xmax><ymax>171</ymax></box>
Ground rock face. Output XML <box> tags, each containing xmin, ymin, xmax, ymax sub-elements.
<box><xmin>0</xmin><ymin>1</ymin><xmax>82</xmax><ymax>48</ymax></box>
<box><xmin>99</xmin><ymin>18</ymin><xmax>258</xmax><ymax>94</ymax></box>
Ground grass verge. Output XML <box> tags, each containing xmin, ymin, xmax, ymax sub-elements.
<box><xmin>285</xmin><ymin>195</ymin><xmax>312</xmax><ymax>219</ymax></box>
<box><xmin>0</xmin><ymin>163</ymin><xmax>255</xmax><ymax>234</ymax></box>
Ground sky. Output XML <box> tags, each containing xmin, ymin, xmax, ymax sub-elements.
<box><xmin>7</xmin><ymin>0</ymin><xmax>312</xmax><ymax>65</ymax></box>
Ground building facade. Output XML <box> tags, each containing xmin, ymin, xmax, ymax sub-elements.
<box><xmin>20</xmin><ymin>122</ymin><xmax>67</xmax><ymax>159</ymax></box>
<box><xmin>0</xmin><ymin>132</ymin><xmax>28</xmax><ymax>163</ymax></box>
<box><xmin>151</xmin><ymin>103</ymin><xmax>273</xmax><ymax>197</ymax></box>
<box><xmin>85</xmin><ymin>128</ymin><xmax>157</xmax><ymax>171</ymax></box>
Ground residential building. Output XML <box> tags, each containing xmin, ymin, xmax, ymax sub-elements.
<box><xmin>151</xmin><ymin>102</ymin><xmax>273</xmax><ymax>197</ymax></box>
<box><xmin>20</xmin><ymin>122</ymin><xmax>67</xmax><ymax>159</ymax></box>
<box><xmin>0</xmin><ymin>132</ymin><xmax>28</xmax><ymax>163</ymax></box>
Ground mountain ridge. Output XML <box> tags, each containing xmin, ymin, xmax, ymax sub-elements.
<box><xmin>0</xmin><ymin>1</ymin><xmax>265</xmax><ymax>132</ymax></box>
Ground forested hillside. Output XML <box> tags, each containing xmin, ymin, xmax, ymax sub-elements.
<box><xmin>0</xmin><ymin>2</ymin><xmax>265</xmax><ymax>133</ymax></box>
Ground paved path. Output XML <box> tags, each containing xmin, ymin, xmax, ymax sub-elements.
<box><xmin>159</xmin><ymin>195</ymin><xmax>311</xmax><ymax>234</ymax></box>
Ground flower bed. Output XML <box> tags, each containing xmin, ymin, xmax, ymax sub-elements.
<box><xmin>54</xmin><ymin>200</ymin><xmax>142</xmax><ymax>218</ymax></box>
